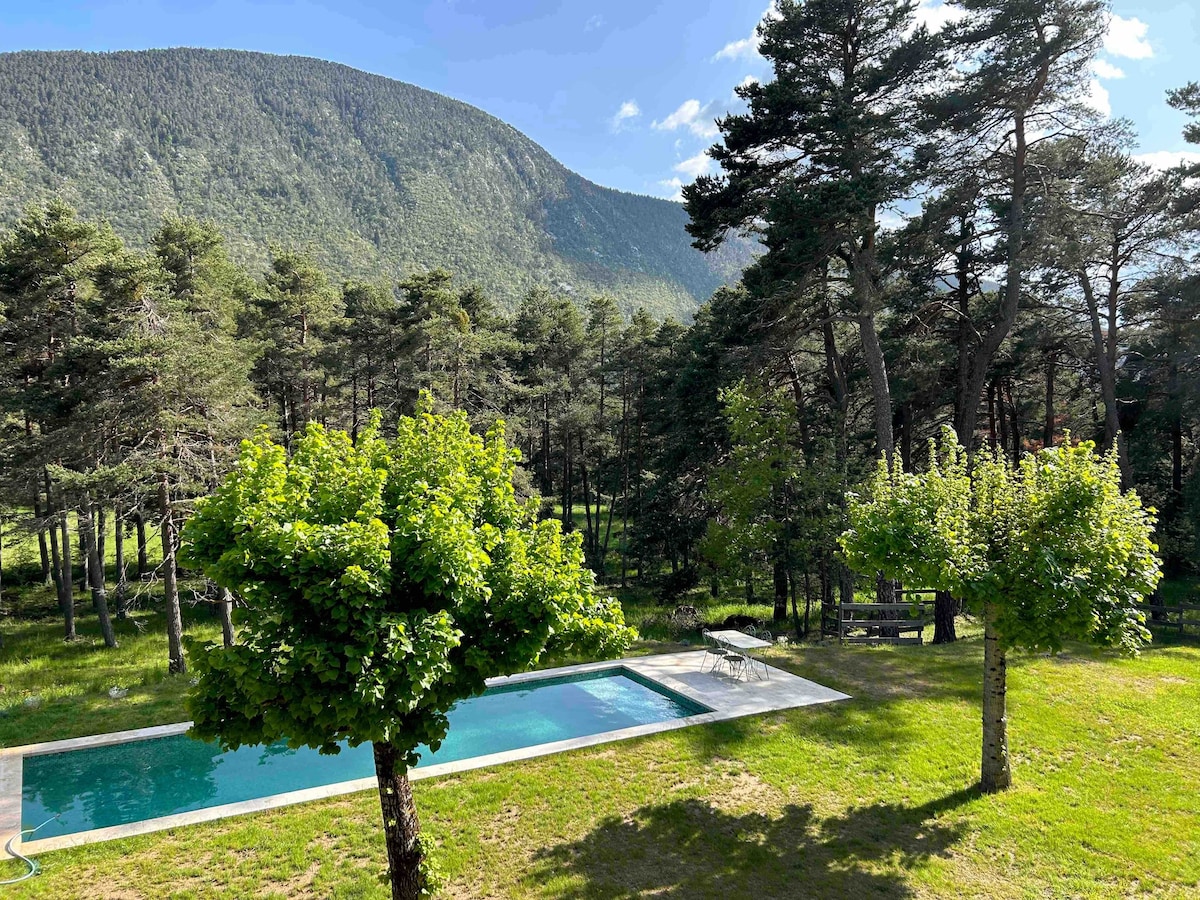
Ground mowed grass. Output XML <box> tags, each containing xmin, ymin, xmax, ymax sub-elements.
<box><xmin>0</xmin><ymin>599</ymin><xmax>1197</xmax><ymax>898</ymax></box>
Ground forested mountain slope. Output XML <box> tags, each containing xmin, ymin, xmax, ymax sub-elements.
<box><xmin>0</xmin><ymin>48</ymin><xmax>749</xmax><ymax>317</ymax></box>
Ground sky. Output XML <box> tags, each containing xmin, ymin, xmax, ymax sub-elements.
<box><xmin>0</xmin><ymin>0</ymin><xmax>1197</xmax><ymax>201</ymax></box>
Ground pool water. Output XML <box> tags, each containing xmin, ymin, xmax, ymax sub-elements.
<box><xmin>22</xmin><ymin>668</ymin><xmax>705</xmax><ymax>840</ymax></box>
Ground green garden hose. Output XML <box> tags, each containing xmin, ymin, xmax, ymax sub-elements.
<box><xmin>0</xmin><ymin>816</ymin><xmax>59</xmax><ymax>886</ymax></box>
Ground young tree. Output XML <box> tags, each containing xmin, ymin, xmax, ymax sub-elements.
<box><xmin>181</xmin><ymin>399</ymin><xmax>634</xmax><ymax>900</ymax></box>
<box><xmin>840</xmin><ymin>431</ymin><xmax>1160</xmax><ymax>791</ymax></box>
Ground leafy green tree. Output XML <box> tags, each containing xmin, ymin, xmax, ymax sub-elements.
<box><xmin>840</xmin><ymin>432</ymin><xmax>1161</xmax><ymax>791</ymax></box>
<box><xmin>180</xmin><ymin>399</ymin><xmax>634</xmax><ymax>900</ymax></box>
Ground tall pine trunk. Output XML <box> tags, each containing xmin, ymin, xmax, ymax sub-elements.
<box><xmin>981</xmin><ymin>602</ymin><xmax>1011</xmax><ymax>792</ymax></box>
<box><xmin>372</xmin><ymin>741</ymin><xmax>425</xmax><ymax>900</ymax></box>
<box><xmin>33</xmin><ymin>493</ymin><xmax>51</xmax><ymax>586</ymax></box>
<box><xmin>135</xmin><ymin>509</ymin><xmax>148</xmax><ymax>578</ymax></box>
<box><xmin>114</xmin><ymin>509</ymin><xmax>128</xmax><ymax>617</ymax></box>
<box><xmin>158</xmin><ymin>473</ymin><xmax>186</xmax><ymax>674</ymax></box>
<box><xmin>772</xmin><ymin>560</ymin><xmax>788</xmax><ymax>623</ymax></box>
<box><xmin>44</xmin><ymin>474</ymin><xmax>73</xmax><ymax>640</ymax></box>
<box><xmin>81</xmin><ymin>500</ymin><xmax>117</xmax><ymax>648</ymax></box>
<box><xmin>58</xmin><ymin>508</ymin><xmax>75</xmax><ymax>635</ymax></box>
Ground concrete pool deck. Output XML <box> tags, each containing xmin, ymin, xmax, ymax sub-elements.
<box><xmin>0</xmin><ymin>650</ymin><xmax>849</xmax><ymax>854</ymax></box>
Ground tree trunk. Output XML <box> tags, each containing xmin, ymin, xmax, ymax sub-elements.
<box><xmin>114</xmin><ymin>510</ymin><xmax>128</xmax><ymax>617</ymax></box>
<box><xmin>981</xmin><ymin>602</ymin><xmax>1012</xmax><ymax>792</ymax></box>
<box><xmin>1079</xmin><ymin>271</ymin><xmax>1131</xmax><ymax>487</ymax></box>
<box><xmin>158</xmin><ymin>473</ymin><xmax>186</xmax><ymax>675</ymax></box>
<box><xmin>77</xmin><ymin>515</ymin><xmax>90</xmax><ymax>595</ymax></box>
<box><xmin>958</xmin><ymin>107</ymin><xmax>1034</xmax><ymax>458</ymax></box>
<box><xmin>81</xmin><ymin>500</ymin><xmax>117</xmax><ymax>648</ymax></box>
<box><xmin>772</xmin><ymin>560</ymin><xmax>788</xmax><ymax>623</ymax></box>
<box><xmin>97</xmin><ymin>505</ymin><xmax>106</xmax><ymax>577</ymax></box>
<box><xmin>933</xmin><ymin>590</ymin><xmax>957</xmax><ymax>644</ymax></box>
<box><xmin>135</xmin><ymin>509</ymin><xmax>148</xmax><ymax>578</ymax></box>
<box><xmin>33</xmin><ymin>493</ymin><xmax>51</xmax><ymax>586</ymax></box>
<box><xmin>1043</xmin><ymin>350</ymin><xmax>1056</xmax><ymax>448</ymax></box>
<box><xmin>372</xmin><ymin>741</ymin><xmax>425</xmax><ymax>900</ymax></box>
<box><xmin>59</xmin><ymin>509</ymin><xmax>75</xmax><ymax>636</ymax></box>
<box><xmin>44</xmin><ymin>474</ymin><xmax>73</xmax><ymax>640</ymax></box>
<box><xmin>219</xmin><ymin>586</ymin><xmax>235</xmax><ymax>649</ymax></box>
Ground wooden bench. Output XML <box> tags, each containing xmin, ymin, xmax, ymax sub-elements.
<box><xmin>838</xmin><ymin>601</ymin><xmax>933</xmax><ymax>646</ymax></box>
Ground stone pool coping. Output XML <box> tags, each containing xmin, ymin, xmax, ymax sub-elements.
<box><xmin>0</xmin><ymin>650</ymin><xmax>849</xmax><ymax>854</ymax></box>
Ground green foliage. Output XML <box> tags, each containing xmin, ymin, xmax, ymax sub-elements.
<box><xmin>0</xmin><ymin>48</ymin><xmax>751</xmax><ymax>320</ymax></box>
<box><xmin>180</xmin><ymin>396</ymin><xmax>634</xmax><ymax>768</ymax></box>
<box><xmin>841</xmin><ymin>431</ymin><xmax>1162</xmax><ymax>653</ymax></box>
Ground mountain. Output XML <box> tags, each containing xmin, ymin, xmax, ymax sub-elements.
<box><xmin>0</xmin><ymin>48</ymin><xmax>751</xmax><ymax>319</ymax></box>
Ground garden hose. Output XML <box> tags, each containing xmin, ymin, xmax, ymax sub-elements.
<box><xmin>0</xmin><ymin>815</ymin><xmax>59</xmax><ymax>886</ymax></box>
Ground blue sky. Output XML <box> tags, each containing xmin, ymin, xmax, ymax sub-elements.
<box><xmin>0</xmin><ymin>1</ymin><xmax>1196</xmax><ymax>200</ymax></box>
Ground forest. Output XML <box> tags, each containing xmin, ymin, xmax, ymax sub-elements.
<box><xmin>1</xmin><ymin>0</ymin><xmax>1198</xmax><ymax>674</ymax></box>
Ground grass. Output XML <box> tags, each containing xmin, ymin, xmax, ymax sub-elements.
<box><xmin>0</xmin><ymin>587</ymin><xmax>1198</xmax><ymax>898</ymax></box>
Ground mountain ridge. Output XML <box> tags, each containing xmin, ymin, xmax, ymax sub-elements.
<box><xmin>0</xmin><ymin>47</ymin><xmax>750</xmax><ymax>318</ymax></box>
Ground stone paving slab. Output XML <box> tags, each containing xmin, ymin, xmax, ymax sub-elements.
<box><xmin>5</xmin><ymin>651</ymin><xmax>849</xmax><ymax>854</ymax></box>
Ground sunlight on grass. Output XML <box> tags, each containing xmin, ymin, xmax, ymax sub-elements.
<box><xmin>1</xmin><ymin>595</ymin><xmax>1197</xmax><ymax>898</ymax></box>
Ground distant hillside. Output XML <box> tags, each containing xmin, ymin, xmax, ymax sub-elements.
<box><xmin>0</xmin><ymin>48</ymin><xmax>751</xmax><ymax>319</ymax></box>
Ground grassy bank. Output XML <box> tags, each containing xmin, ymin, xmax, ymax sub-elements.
<box><xmin>0</xmin><ymin>595</ymin><xmax>1197</xmax><ymax>898</ymax></box>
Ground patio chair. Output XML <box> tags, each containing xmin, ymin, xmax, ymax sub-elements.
<box><xmin>700</xmin><ymin>629</ymin><xmax>732</xmax><ymax>674</ymax></box>
<box><xmin>722</xmin><ymin>648</ymin><xmax>748</xmax><ymax>681</ymax></box>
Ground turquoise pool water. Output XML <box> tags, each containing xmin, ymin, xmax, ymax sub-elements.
<box><xmin>22</xmin><ymin>668</ymin><xmax>705</xmax><ymax>840</ymax></box>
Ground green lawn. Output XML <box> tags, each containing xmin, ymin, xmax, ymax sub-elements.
<box><xmin>0</xmin><ymin>592</ymin><xmax>1197</xmax><ymax>899</ymax></box>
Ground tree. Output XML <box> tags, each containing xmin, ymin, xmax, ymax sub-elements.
<box><xmin>180</xmin><ymin>398</ymin><xmax>635</xmax><ymax>900</ymax></box>
<box><xmin>840</xmin><ymin>430</ymin><xmax>1161</xmax><ymax>792</ymax></box>
<box><xmin>685</xmin><ymin>0</ymin><xmax>939</xmax><ymax>461</ymax></box>
<box><xmin>930</xmin><ymin>0</ymin><xmax>1107</xmax><ymax>451</ymax></box>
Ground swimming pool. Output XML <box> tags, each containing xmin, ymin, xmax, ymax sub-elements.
<box><xmin>21</xmin><ymin>667</ymin><xmax>708</xmax><ymax>841</ymax></box>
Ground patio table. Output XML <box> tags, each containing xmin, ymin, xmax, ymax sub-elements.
<box><xmin>706</xmin><ymin>629</ymin><xmax>772</xmax><ymax>650</ymax></box>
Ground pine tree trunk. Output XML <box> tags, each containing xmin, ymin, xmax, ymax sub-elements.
<box><xmin>81</xmin><ymin>500</ymin><xmax>117</xmax><ymax>648</ymax></box>
<box><xmin>219</xmin><ymin>586</ymin><xmax>235</xmax><ymax>649</ymax></box>
<box><xmin>135</xmin><ymin>509</ymin><xmax>148</xmax><ymax>578</ymax></box>
<box><xmin>59</xmin><ymin>509</ymin><xmax>75</xmax><ymax>636</ymax></box>
<box><xmin>33</xmin><ymin>493</ymin><xmax>51</xmax><ymax>586</ymax></box>
<box><xmin>97</xmin><ymin>505</ymin><xmax>106</xmax><ymax>576</ymax></box>
<box><xmin>1043</xmin><ymin>351</ymin><xmax>1056</xmax><ymax>448</ymax></box>
<box><xmin>981</xmin><ymin>602</ymin><xmax>1011</xmax><ymax>792</ymax></box>
<box><xmin>77</xmin><ymin>515</ymin><xmax>90</xmax><ymax>595</ymax></box>
<box><xmin>372</xmin><ymin>741</ymin><xmax>425</xmax><ymax>900</ymax></box>
<box><xmin>933</xmin><ymin>590</ymin><xmax>957</xmax><ymax>644</ymax></box>
<box><xmin>44</xmin><ymin>474</ymin><xmax>73</xmax><ymax>640</ymax></box>
<box><xmin>114</xmin><ymin>510</ymin><xmax>128</xmax><ymax>617</ymax></box>
<box><xmin>158</xmin><ymin>473</ymin><xmax>186</xmax><ymax>675</ymax></box>
<box><xmin>772</xmin><ymin>560</ymin><xmax>788</xmax><ymax>623</ymax></box>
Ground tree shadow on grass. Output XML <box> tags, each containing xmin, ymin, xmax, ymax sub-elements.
<box><xmin>527</xmin><ymin>787</ymin><xmax>977</xmax><ymax>898</ymax></box>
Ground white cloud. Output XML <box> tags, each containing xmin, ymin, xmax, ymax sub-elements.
<box><xmin>914</xmin><ymin>0</ymin><xmax>967</xmax><ymax>33</ymax></box>
<box><xmin>584</xmin><ymin>14</ymin><xmax>604</xmax><ymax>31</ymax></box>
<box><xmin>659</xmin><ymin>177</ymin><xmax>686</xmax><ymax>202</ymax></box>
<box><xmin>714</xmin><ymin>36</ymin><xmax>758</xmax><ymax>62</ymax></box>
<box><xmin>712</xmin><ymin>2</ymin><xmax>779</xmax><ymax>62</ymax></box>
<box><xmin>674</xmin><ymin>151</ymin><xmax>714</xmax><ymax>179</ymax></box>
<box><xmin>1133</xmin><ymin>150</ymin><xmax>1200</xmax><ymax>170</ymax></box>
<box><xmin>1092</xmin><ymin>58</ymin><xmax>1125</xmax><ymax>80</ymax></box>
<box><xmin>1085</xmin><ymin>78</ymin><xmax>1112</xmax><ymax>118</ymax></box>
<box><xmin>1105</xmin><ymin>14</ymin><xmax>1152</xmax><ymax>60</ymax></box>
<box><xmin>652</xmin><ymin>99</ymin><xmax>719</xmax><ymax>138</ymax></box>
<box><xmin>610</xmin><ymin>99</ymin><xmax>640</xmax><ymax>132</ymax></box>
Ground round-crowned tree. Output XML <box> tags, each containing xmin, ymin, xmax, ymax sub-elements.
<box><xmin>181</xmin><ymin>398</ymin><xmax>635</xmax><ymax>899</ymax></box>
<box><xmin>840</xmin><ymin>431</ymin><xmax>1161</xmax><ymax>793</ymax></box>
